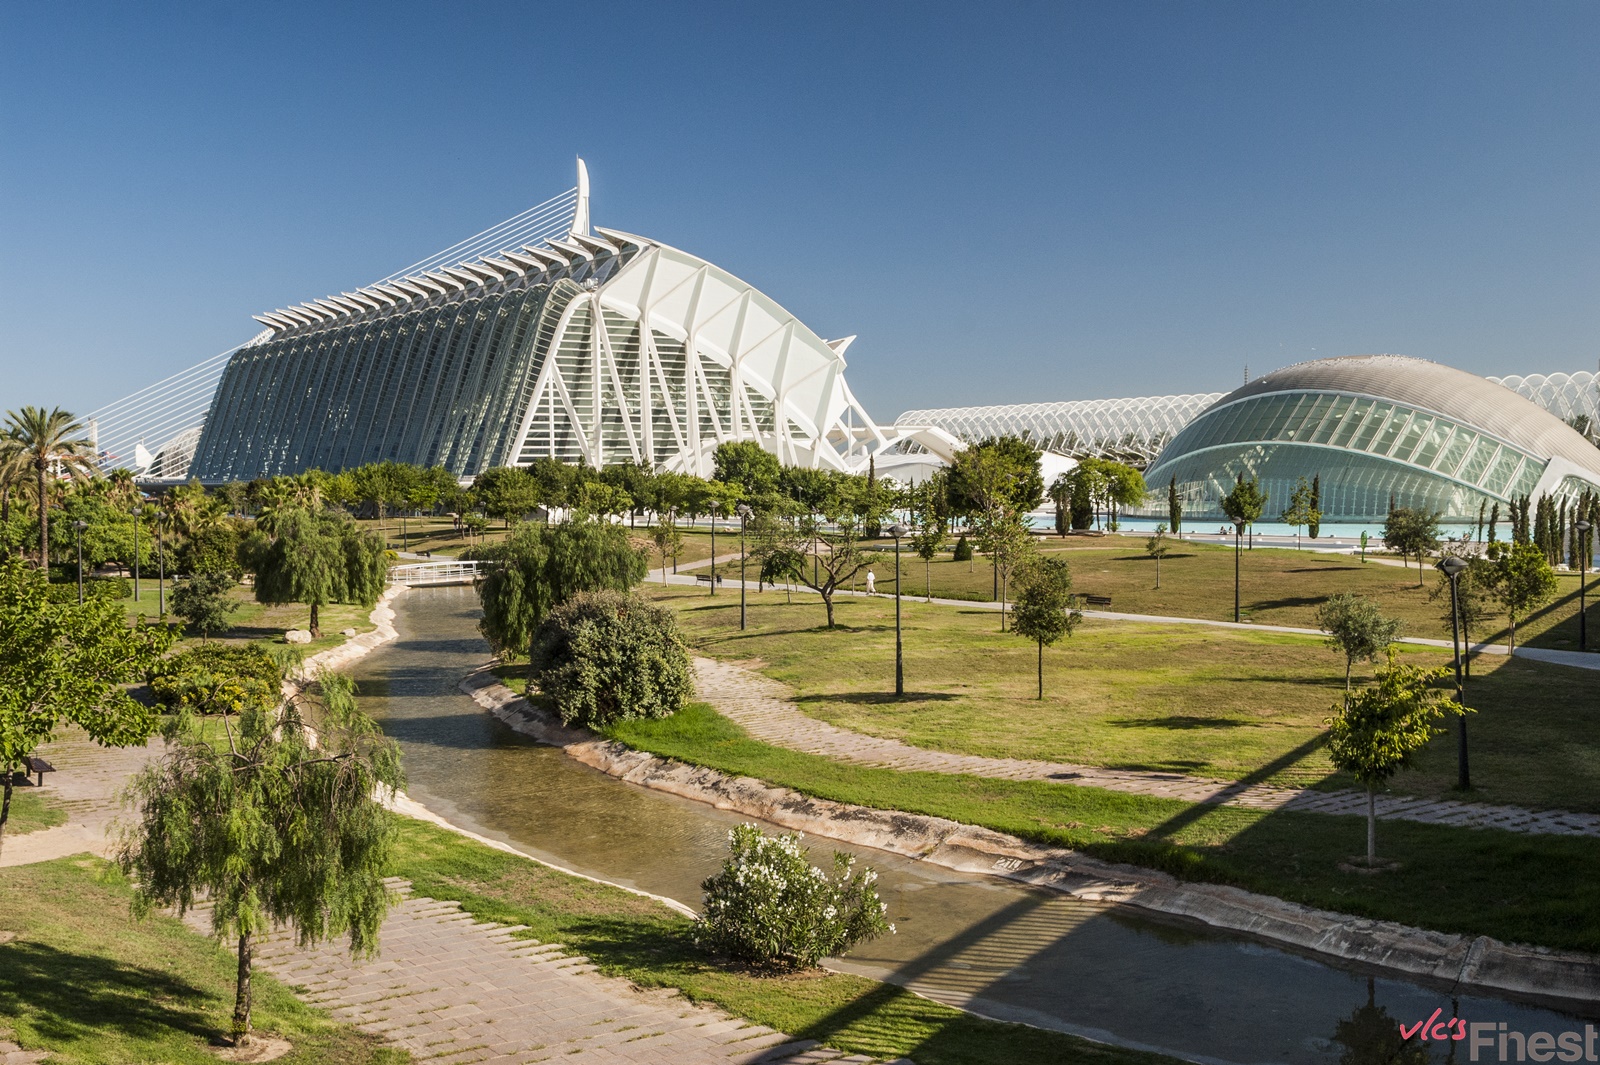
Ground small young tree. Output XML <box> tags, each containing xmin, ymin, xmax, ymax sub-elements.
<box><xmin>909</xmin><ymin>474</ymin><xmax>950</xmax><ymax>601</ymax></box>
<box><xmin>1167</xmin><ymin>475</ymin><xmax>1182</xmax><ymax>537</ymax></box>
<box><xmin>650</xmin><ymin>517</ymin><xmax>683</xmax><ymax>583</ymax></box>
<box><xmin>1145</xmin><ymin>523</ymin><xmax>1171</xmax><ymax>588</ymax></box>
<box><xmin>1382</xmin><ymin>507</ymin><xmax>1442</xmax><ymax>587</ymax></box>
<box><xmin>1324</xmin><ymin>656</ymin><xmax>1463</xmax><ymax>864</ymax></box>
<box><xmin>530</xmin><ymin>590</ymin><xmax>693</xmax><ymax>727</ymax></box>
<box><xmin>170</xmin><ymin>571</ymin><xmax>240</xmax><ymax>641</ymax></box>
<box><xmin>1308</xmin><ymin>475</ymin><xmax>1322</xmax><ymax>540</ymax></box>
<box><xmin>1281</xmin><ymin>476</ymin><xmax>1318</xmax><ymax>550</ymax></box>
<box><xmin>1010</xmin><ymin>556</ymin><xmax>1082</xmax><ymax>698</ymax></box>
<box><xmin>120</xmin><ymin>669</ymin><xmax>403</xmax><ymax>1047</ymax></box>
<box><xmin>1316</xmin><ymin>593</ymin><xmax>1403</xmax><ymax>691</ymax></box>
<box><xmin>0</xmin><ymin>557</ymin><xmax>175</xmax><ymax>859</ymax></box>
<box><xmin>696</xmin><ymin>824</ymin><xmax>892</xmax><ymax>971</ymax></box>
<box><xmin>1484</xmin><ymin>540</ymin><xmax>1558</xmax><ymax>651</ymax></box>
<box><xmin>1221</xmin><ymin>476</ymin><xmax>1266</xmax><ymax>623</ymax></box>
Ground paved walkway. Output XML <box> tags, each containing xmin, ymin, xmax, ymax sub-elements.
<box><xmin>691</xmin><ymin>657</ymin><xmax>1600</xmax><ymax>838</ymax></box>
<box><xmin>0</xmin><ymin>726</ymin><xmax>161</xmax><ymax>867</ymax></box>
<box><xmin>182</xmin><ymin>881</ymin><xmax>887</xmax><ymax>1065</ymax></box>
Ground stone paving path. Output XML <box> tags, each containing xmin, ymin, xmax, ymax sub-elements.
<box><xmin>0</xmin><ymin>726</ymin><xmax>162</xmax><ymax>868</ymax></box>
<box><xmin>183</xmin><ymin>880</ymin><xmax>891</xmax><ymax>1065</ymax></box>
<box><xmin>692</xmin><ymin>657</ymin><xmax>1600</xmax><ymax>838</ymax></box>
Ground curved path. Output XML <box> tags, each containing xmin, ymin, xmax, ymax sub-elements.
<box><xmin>691</xmin><ymin>657</ymin><xmax>1600</xmax><ymax>838</ymax></box>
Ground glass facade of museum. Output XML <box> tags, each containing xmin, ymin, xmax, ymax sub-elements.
<box><xmin>1144</xmin><ymin>356</ymin><xmax>1600</xmax><ymax>521</ymax></box>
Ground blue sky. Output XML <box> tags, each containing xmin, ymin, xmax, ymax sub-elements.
<box><xmin>3</xmin><ymin>1</ymin><xmax>1597</xmax><ymax>420</ymax></box>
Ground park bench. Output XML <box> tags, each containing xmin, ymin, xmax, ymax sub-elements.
<box><xmin>694</xmin><ymin>573</ymin><xmax>724</xmax><ymax>586</ymax></box>
<box><xmin>1080</xmin><ymin>594</ymin><xmax>1113</xmax><ymax>609</ymax></box>
<box><xmin>20</xmin><ymin>755</ymin><xmax>55</xmax><ymax>788</ymax></box>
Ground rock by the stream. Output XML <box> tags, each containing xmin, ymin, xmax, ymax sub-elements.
<box><xmin>340</xmin><ymin>627</ymin><xmax>358</xmax><ymax>637</ymax></box>
<box><xmin>284</xmin><ymin>630</ymin><xmax>313</xmax><ymax>645</ymax></box>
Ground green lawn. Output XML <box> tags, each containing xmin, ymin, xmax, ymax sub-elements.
<box><xmin>1</xmin><ymin>787</ymin><xmax>66</xmax><ymax>837</ymax></box>
<box><xmin>864</xmin><ymin>533</ymin><xmax>1597</xmax><ymax>651</ymax></box>
<box><xmin>606</xmin><ymin>703</ymin><xmax>1600</xmax><ymax>955</ymax></box>
<box><xmin>119</xmin><ymin>585</ymin><xmax>376</xmax><ymax>656</ymax></box>
<box><xmin>644</xmin><ymin>585</ymin><xmax>1600</xmax><ymax>812</ymax></box>
<box><xmin>0</xmin><ymin>856</ymin><xmax>407</xmax><ymax>1063</ymax></box>
<box><xmin>389</xmin><ymin>817</ymin><xmax>1179</xmax><ymax>1065</ymax></box>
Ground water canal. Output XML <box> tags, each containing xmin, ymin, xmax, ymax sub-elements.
<box><xmin>351</xmin><ymin>585</ymin><xmax>1595</xmax><ymax>1065</ymax></box>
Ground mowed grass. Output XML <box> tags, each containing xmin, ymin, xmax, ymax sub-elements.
<box><xmin>0</xmin><ymin>787</ymin><xmax>66</xmax><ymax>837</ymax></box>
<box><xmin>867</xmin><ymin>533</ymin><xmax>1598</xmax><ymax>650</ymax></box>
<box><xmin>0</xmin><ymin>856</ymin><xmax>407</xmax><ymax>1063</ymax></box>
<box><xmin>645</xmin><ymin>585</ymin><xmax>1600</xmax><ymax>813</ymax></box>
<box><xmin>388</xmin><ymin>817</ymin><xmax>1179</xmax><ymax>1065</ymax></box>
<box><xmin>607</xmin><ymin>703</ymin><xmax>1600</xmax><ymax>955</ymax></box>
<box><xmin>120</xmin><ymin>585</ymin><xmax>376</xmax><ymax>656</ymax></box>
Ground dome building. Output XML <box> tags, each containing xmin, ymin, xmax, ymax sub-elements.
<box><xmin>1143</xmin><ymin>355</ymin><xmax>1600</xmax><ymax>522</ymax></box>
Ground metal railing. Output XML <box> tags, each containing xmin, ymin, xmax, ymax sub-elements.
<box><xmin>389</xmin><ymin>560</ymin><xmax>483</xmax><ymax>586</ymax></box>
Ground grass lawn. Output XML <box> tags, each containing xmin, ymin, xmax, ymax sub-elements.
<box><xmin>644</xmin><ymin>585</ymin><xmax>1600</xmax><ymax>813</ymax></box>
<box><xmin>864</xmin><ymin>533</ymin><xmax>1598</xmax><ymax>651</ymax></box>
<box><xmin>377</xmin><ymin>514</ymin><xmax>731</xmax><ymax>570</ymax></box>
<box><xmin>1</xmin><ymin>787</ymin><xmax>66</xmax><ymax>837</ymax></box>
<box><xmin>605</xmin><ymin>703</ymin><xmax>1600</xmax><ymax>955</ymax></box>
<box><xmin>119</xmin><ymin>585</ymin><xmax>376</xmax><ymax>657</ymax></box>
<box><xmin>0</xmin><ymin>856</ymin><xmax>407</xmax><ymax>1063</ymax></box>
<box><xmin>388</xmin><ymin>817</ymin><xmax>1179</xmax><ymax>1065</ymax></box>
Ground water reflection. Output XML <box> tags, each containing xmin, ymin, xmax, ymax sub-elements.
<box><xmin>353</xmin><ymin>586</ymin><xmax>1594</xmax><ymax>1065</ymax></box>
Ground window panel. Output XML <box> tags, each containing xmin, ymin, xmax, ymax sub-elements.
<box><xmin>1433</xmin><ymin>427</ymin><xmax>1474</xmax><ymax>477</ymax></box>
<box><xmin>1390</xmin><ymin>414</ymin><xmax>1431</xmax><ymax>462</ymax></box>
<box><xmin>1410</xmin><ymin>419</ymin><xmax>1452</xmax><ymax>468</ymax></box>
<box><xmin>1369</xmin><ymin>407</ymin><xmax>1411</xmax><ymax>456</ymax></box>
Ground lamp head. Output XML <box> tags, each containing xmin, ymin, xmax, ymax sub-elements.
<box><xmin>1577</xmin><ymin>520</ymin><xmax>1593</xmax><ymax>533</ymax></box>
<box><xmin>1435</xmin><ymin>556</ymin><xmax>1469</xmax><ymax>578</ymax></box>
<box><xmin>888</xmin><ymin>522</ymin><xmax>911</xmax><ymax>538</ymax></box>
<box><xmin>735</xmin><ymin>504</ymin><xmax>752</xmax><ymax>518</ymax></box>
<box><xmin>74</xmin><ymin>520</ymin><xmax>88</xmax><ymax>531</ymax></box>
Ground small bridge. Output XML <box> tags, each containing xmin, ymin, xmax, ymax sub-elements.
<box><xmin>389</xmin><ymin>560</ymin><xmax>482</xmax><ymax>587</ymax></box>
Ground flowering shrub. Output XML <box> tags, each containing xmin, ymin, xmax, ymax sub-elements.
<box><xmin>695</xmin><ymin>824</ymin><xmax>893</xmax><ymax>970</ymax></box>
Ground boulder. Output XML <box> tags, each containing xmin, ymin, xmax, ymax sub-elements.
<box><xmin>284</xmin><ymin>630</ymin><xmax>313</xmax><ymax>645</ymax></box>
<box><xmin>340</xmin><ymin>627</ymin><xmax>358</xmax><ymax>637</ymax></box>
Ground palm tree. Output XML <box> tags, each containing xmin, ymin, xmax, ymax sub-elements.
<box><xmin>0</xmin><ymin>428</ymin><xmax>26</xmax><ymax>542</ymax></box>
<box><xmin>4</xmin><ymin>407</ymin><xmax>97</xmax><ymax>567</ymax></box>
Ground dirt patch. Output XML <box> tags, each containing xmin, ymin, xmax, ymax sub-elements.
<box><xmin>215</xmin><ymin>1034</ymin><xmax>292</xmax><ymax>1062</ymax></box>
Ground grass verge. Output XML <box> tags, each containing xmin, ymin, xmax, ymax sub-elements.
<box><xmin>388</xmin><ymin>817</ymin><xmax>1180</xmax><ymax>1065</ymax></box>
<box><xmin>1</xmin><ymin>787</ymin><xmax>67</xmax><ymax>836</ymax></box>
<box><xmin>0</xmin><ymin>855</ymin><xmax>407</xmax><ymax>1064</ymax></box>
<box><xmin>605</xmin><ymin>703</ymin><xmax>1600</xmax><ymax>956</ymax></box>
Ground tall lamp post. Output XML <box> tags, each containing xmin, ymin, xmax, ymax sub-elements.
<box><xmin>131</xmin><ymin>505</ymin><xmax>142</xmax><ymax>602</ymax></box>
<box><xmin>736</xmin><ymin>504</ymin><xmax>753</xmax><ymax>630</ymax></box>
<box><xmin>668</xmin><ymin>506</ymin><xmax>679</xmax><ymax>574</ymax></box>
<box><xmin>1435</xmin><ymin>556</ymin><xmax>1470</xmax><ymax>790</ymax></box>
<box><xmin>888</xmin><ymin>522</ymin><xmax>910</xmax><ymax>696</ymax></box>
<box><xmin>708</xmin><ymin>505</ymin><xmax>718</xmax><ymax>596</ymax></box>
<box><xmin>155</xmin><ymin>509</ymin><xmax>166</xmax><ymax>618</ymax></box>
<box><xmin>1576</xmin><ymin>519</ymin><xmax>1592</xmax><ymax>652</ymax></box>
<box><xmin>74</xmin><ymin>520</ymin><xmax>88</xmax><ymax>604</ymax></box>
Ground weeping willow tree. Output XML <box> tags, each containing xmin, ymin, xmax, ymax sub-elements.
<box><xmin>118</xmin><ymin>667</ymin><xmax>404</xmax><ymax>1047</ymax></box>
<box><xmin>245</xmin><ymin>507</ymin><xmax>388</xmax><ymax>636</ymax></box>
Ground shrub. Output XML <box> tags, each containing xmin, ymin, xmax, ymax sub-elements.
<box><xmin>952</xmin><ymin>534</ymin><xmax>973</xmax><ymax>562</ymax></box>
<box><xmin>148</xmin><ymin>644</ymin><xmax>284</xmax><ymax>713</ymax></box>
<box><xmin>695</xmin><ymin>824</ymin><xmax>892</xmax><ymax>970</ymax></box>
<box><xmin>529</xmin><ymin>590</ymin><xmax>691</xmax><ymax>727</ymax></box>
<box><xmin>43</xmin><ymin>577</ymin><xmax>126</xmax><ymax>604</ymax></box>
<box><xmin>171</xmin><ymin>572</ymin><xmax>240</xmax><ymax>640</ymax></box>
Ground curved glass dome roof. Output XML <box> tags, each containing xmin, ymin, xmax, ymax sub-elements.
<box><xmin>1144</xmin><ymin>355</ymin><xmax>1600</xmax><ymax>522</ymax></box>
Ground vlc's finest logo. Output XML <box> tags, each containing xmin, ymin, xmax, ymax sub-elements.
<box><xmin>1402</xmin><ymin>1010</ymin><xmax>1600</xmax><ymax>1062</ymax></box>
<box><xmin>1401</xmin><ymin>1009</ymin><xmax>1467</xmax><ymax>1042</ymax></box>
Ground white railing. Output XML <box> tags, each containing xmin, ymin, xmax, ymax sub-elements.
<box><xmin>389</xmin><ymin>560</ymin><xmax>483</xmax><ymax>585</ymax></box>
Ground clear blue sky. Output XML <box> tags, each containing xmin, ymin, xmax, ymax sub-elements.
<box><xmin>3</xmin><ymin>1</ymin><xmax>1597</xmax><ymax>421</ymax></box>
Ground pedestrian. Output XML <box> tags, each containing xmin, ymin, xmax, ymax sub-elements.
<box><xmin>866</xmin><ymin>569</ymin><xmax>876</xmax><ymax>595</ymax></box>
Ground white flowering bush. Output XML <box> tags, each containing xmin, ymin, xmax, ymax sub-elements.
<box><xmin>695</xmin><ymin>824</ymin><xmax>893</xmax><ymax>970</ymax></box>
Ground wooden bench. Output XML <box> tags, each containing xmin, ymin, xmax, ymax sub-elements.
<box><xmin>20</xmin><ymin>755</ymin><xmax>54</xmax><ymax>788</ymax></box>
<box><xmin>694</xmin><ymin>573</ymin><xmax>724</xmax><ymax>586</ymax></box>
<box><xmin>1080</xmin><ymin>594</ymin><xmax>1113</xmax><ymax>609</ymax></box>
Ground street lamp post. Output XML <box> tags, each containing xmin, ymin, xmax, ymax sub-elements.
<box><xmin>131</xmin><ymin>505</ymin><xmax>142</xmax><ymax>602</ymax></box>
<box><xmin>736</xmin><ymin>504</ymin><xmax>753</xmax><ymax>630</ymax></box>
<box><xmin>156</xmin><ymin>510</ymin><xmax>166</xmax><ymax>618</ymax></box>
<box><xmin>708</xmin><ymin>507</ymin><xmax>718</xmax><ymax>596</ymax></box>
<box><xmin>1576</xmin><ymin>519</ymin><xmax>1592</xmax><ymax>652</ymax></box>
<box><xmin>74</xmin><ymin>520</ymin><xmax>88</xmax><ymax>604</ymax></box>
<box><xmin>1435</xmin><ymin>556</ymin><xmax>1470</xmax><ymax>790</ymax></box>
<box><xmin>668</xmin><ymin>506</ymin><xmax>679</xmax><ymax>574</ymax></box>
<box><xmin>889</xmin><ymin>523</ymin><xmax>910</xmax><ymax>696</ymax></box>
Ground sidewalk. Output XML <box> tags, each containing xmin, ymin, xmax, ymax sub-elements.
<box><xmin>691</xmin><ymin>657</ymin><xmax>1600</xmax><ymax>838</ymax></box>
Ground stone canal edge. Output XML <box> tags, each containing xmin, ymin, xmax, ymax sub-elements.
<box><xmin>457</xmin><ymin>664</ymin><xmax>1600</xmax><ymax>1008</ymax></box>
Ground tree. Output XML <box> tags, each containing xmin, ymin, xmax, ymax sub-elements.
<box><xmin>171</xmin><ymin>572</ymin><xmax>240</xmax><ymax>641</ymax></box>
<box><xmin>1281</xmin><ymin>476</ymin><xmax>1319</xmax><ymax>549</ymax></box>
<box><xmin>1221</xmin><ymin>476</ymin><xmax>1266</xmax><ymax>623</ymax></box>
<box><xmin>1010</xmin><ymin>556</ymin><xmax>1082</xmax><ymax>698</ymax></box>
<box><xmin>119</xmin><ymin>667</ymin><xmax>403</xmax><ymax>1046</ymax></box>
<box><xmin>1483</xmin><ymin>541</ymin><xmax>1558</xmax><ymax>651</ymax></box>
<box><xmin>246</xmin><ymin>508</ymin><xmax>388</xmax><ymax>637</ymax></box>
<box><xmin>949</xmin><ymin>439</ymin><xmax>1042</xmax><ymax>611</ymax></box>
<box><xmin>1145</xmin><ymin>523</ymin><xmax>1171</xmax><ymax>589</ymax></box>
<box><xmin>473</xmin><ymin>466</ymin><xmax>540</xmax><ymax>527</ymax></box>
<box><xmin>713</xmin><ymin>440</ymin><xmax>782</xmax><ymax>496</ymax></box>
<box><xmin>1102</xmin><ymin>463</ymin><xmax>1147</xmax><ymax>532</ymax></box>
<box><xmin>175</xmin><ymin>520</ymin><xmax>243</xmax><ymax>579</ymax></box>
<box><xmin>908</xmin><ymin>473</ymin><xmax>950</xmax><ymax>601</ymax></box>
<box><xmin>752</xmin><ymin>477</ymin><xmax>876</xmax><ymax>629</ymax></box>
<box><xmin>530</xmin><ymin>590</ymin><xmax>693</xmax><ymax>727</ymax></box>
<box><xmin>1324</xmin><ymin>655</ymin><xmax>1463</xmax><ymax>864</ymax></box>
<box><xmin>650</xmin><ymin>516</ymin><xmax>683</xmax><ymax>583</ymax></box>
<box><xmin>1167</xmin><ymin>475</ymin><xmax>1182</xmax><ymax>537</ymax></box>
<box><xmin>1308</xmin><ymin>475</ymin><xmax>1321</xmax><ymax>540</ymax></box>
<box><xmin>1048</xmin><ymin>473</ymin><xmax>1071</xmax><ymax>536</ymax></box>
<box><xmin>0</xmin><ymin>557</ymin><xmax>175</xmax><ymax>859</ymax></box>
<box><xmin>469</xmin><ymin>518</ymin><xmax>648</xmax><ymax>681</ymax></box>
<box><xmin>1382</xmin><ymin>508</ymin><xmax>1443</xmax><ymax>587</ymax></box>
<box><xmin>1316</xmin><ymin>593</ymin><xmax>1403</xmax><ymax>691</ymax></box>
<box><xmin>4</xmin><ymin>406</ymin><xmax>96</xmax><ymax>567</ymax></box>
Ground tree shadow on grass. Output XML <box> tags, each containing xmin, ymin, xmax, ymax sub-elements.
<box><xmin>0</xmin><ymin>939</ymin><xmax>224</xmax><ymax>1047</ymax></box>
<box><xmin>1248</xmin><ymin>596</ymin><xmax>1326</xmax><ymax>611</ymax></box>
<box><xmin>1104</xmin><ymin>716</ymin><xmax>1254</xmax><ymax>730</ymax></box>
<box><xmin>794</xmin><ymin>692</ymin><xmax>961</xmax><ymax>706</ymax></box>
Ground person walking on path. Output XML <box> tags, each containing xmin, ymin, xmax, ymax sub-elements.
<box><xmin>866</xmin><ymin>570</ymin><xmax>876</xmax><ymax>595</ymax></box>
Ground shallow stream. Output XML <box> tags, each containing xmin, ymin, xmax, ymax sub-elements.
<box><xmin>351</xmin><ymin>585</ymin><xmax>1594</xmax><ymax>1065</ymax></box>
